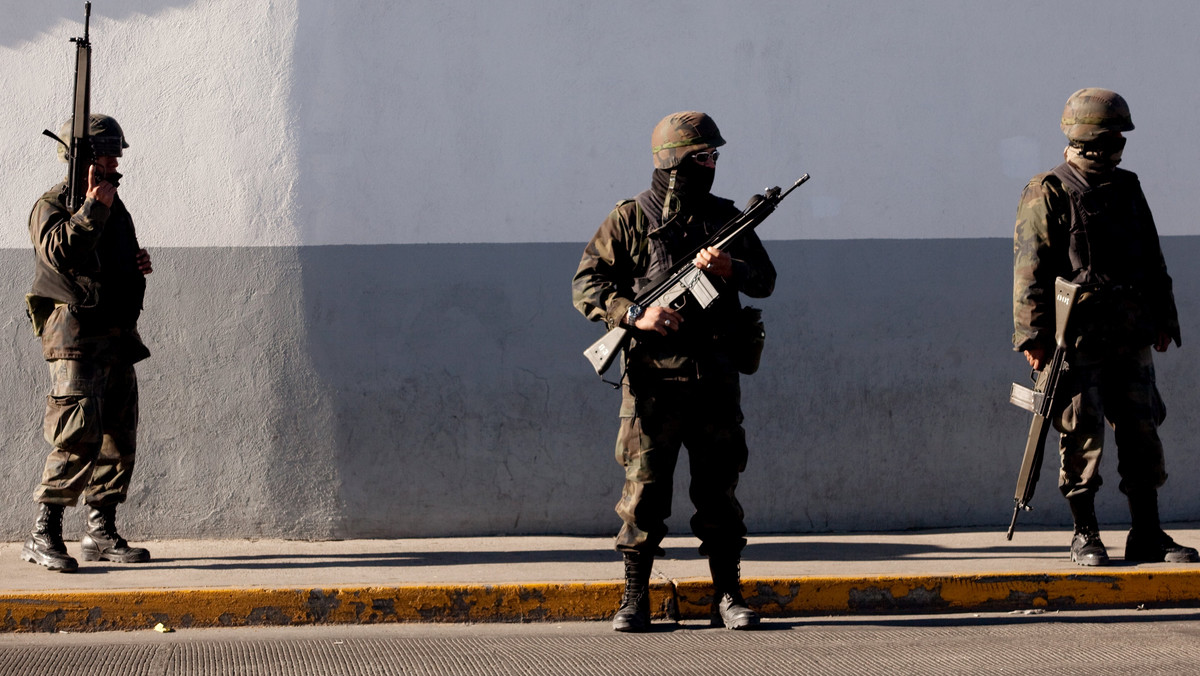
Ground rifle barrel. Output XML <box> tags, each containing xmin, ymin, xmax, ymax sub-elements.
<box><xmin>779</xmin><ymin>174</ymin><xmax>810</xmax><ymax>200</ymax></box>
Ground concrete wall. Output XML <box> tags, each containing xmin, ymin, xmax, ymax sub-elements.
<box><xmin>6</xmin><ymin>1</ymin><xmax>1200</xmax><ymax>249</ymax></box>
<box><xmin>4</xmin><ymin>238</ymin><xmax>1199</xmax><ymax>541</ymax></box>
<box><xmin>2</xmin><ymin>1</ymin><xmax>1200</xmax><ymax>540</ymax></box>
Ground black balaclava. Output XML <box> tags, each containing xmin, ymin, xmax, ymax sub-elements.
<box><xmin>649</xmin><ymin>159</ymin><xmax>716</xmax><ymax>224</ymax></box>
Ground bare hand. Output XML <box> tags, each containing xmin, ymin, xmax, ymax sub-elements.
<box><xmin>136</xmin><ymin>248</ymin><xmax>153</xmax><ymax>275</ymax></box>
<box><xmin>694</xmin><ymin>247</ymin><xmax>733</xmax><ymax>279</ymax></box>
<box><xmin>634</xmin><ymin>306</ymin><xmax>683</xmax><ymax>336</ymax></box>
<box><xmin>1155</xmin><ymin>332</ymin><xmax>1171</xmax><ymax>353</ymax></box>
<box><xmin>1024</xmin><ymin>346</ymin><xmax>1046</xmax><ymax>370</ymax></box>
<box><xmin>86</xmin><ymin>164</ymin><xmax>116</xmax><ymax>207</ymax></box>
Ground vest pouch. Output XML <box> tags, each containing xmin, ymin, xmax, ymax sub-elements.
<box><xmin>25</xmin><ymin>294</ymin><xmax>57</xmax><ymax>337</ymax></box>
<box><xmin>733</xmin><ymin>306</ymin><xmax>765</xmax><ymax>375</ymax></box>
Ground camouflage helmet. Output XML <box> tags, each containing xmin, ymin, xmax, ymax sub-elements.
<box><xmin>1060</xmin><ymin>88</ymin><xmax>1134</xmax><ymax>142</ymax></box>
<box><xmin>56</xmin><ymin>114</ymin><xmax>129</xmax><ymax>163</ymax></box>
<box><xmin>651</xmin><ymin>111</ymin><xmax>725</xmax><ymax>169</ymax></box>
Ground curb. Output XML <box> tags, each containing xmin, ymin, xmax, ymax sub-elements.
<box><xmin>4</xmin><ymin>570</ymin><xmax>1200</xmax><ymax>632</ymax></box>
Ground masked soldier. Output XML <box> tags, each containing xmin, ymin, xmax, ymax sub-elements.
<box><xmin>21</xmin><ymin>114</ymin><xmax>154</xmax><ymax>572</ymax></box>
<box><xmin>573</xmin><ymin>111</ymin><xmax>776</xmax><ymax>630</ymax></box>
<box><xmin>1012</xmin><ymin>89</ymin><xmax>1197</xmax><ymax>567</ymax></box>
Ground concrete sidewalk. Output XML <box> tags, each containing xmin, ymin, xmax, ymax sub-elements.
<box><xmin>3</xmin><ymin>526</ymin><xmax>1200</xmax><ymax>632</ymax></box>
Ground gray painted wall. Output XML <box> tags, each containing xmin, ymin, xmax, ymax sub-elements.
<box><xmin>4</xmin><ymin>237</ymin><xmax>1199</xmax><ymax>540</ymax></box>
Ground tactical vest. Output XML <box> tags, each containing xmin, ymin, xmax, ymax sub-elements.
<box><xmin>30</xmin><ymin>186</ymin><xmax>101</xmax><ymax>309</ymax></box>
<box><xmin>1050</xmin><ymin>163</ymin><xmax>1150</xmax><ymax>289</ymax></box>
<box><xmin>27</xmin><ymin>184</ymin><xmax>148</xmax><ymax>360</ymax></box>
<box><xmin>622</xmin><ymin>191</ymin><xmax>742</xmax><ymax>377</ymax></box>
<box><xmin>1049</xmin><ymin>163</ymin><xmax>1158</xmax><ymax>348</ymax></box>
<box><xmin>630</xmin><ymin>189</ymin><xmax>721</xmax><ymax>296</ymax></box>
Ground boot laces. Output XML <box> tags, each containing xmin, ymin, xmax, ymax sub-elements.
<box><xmin>621</xmin><ymin>557</ymin><xmax>650</xmax><ymax>605</ymax></box>
<box><xmin>91</xmin><ymin>509</ymin><xmax>122</xmax><ymax>541</ymax></box>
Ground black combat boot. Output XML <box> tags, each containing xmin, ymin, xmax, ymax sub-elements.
<box><xmin>80</xmin><ymin>505</ymin><xmax>151</xmax><ymax>563</ymax></box>
<box><xmin>21</xmin><ymin>503</ymin><xmax>78</xmax><ymax>572</ymax></box>
<box><xmin>708</xmin><ymin>554</ymin><xmax>759</xmax><ymax>629</ymax></box>
<box><xmin>612</xmin><ymin>551</ymin><xmax>653</xmax><ymax>633</ymax></box>
<box><xmin>1068</xmin><ymin>493</ymin><xmax>1109</xmax><ymax>566</ymax></box>
<box><xmin>1125</xmin><ymin>488</ymin><xmax>1199</xmax><ymax>563</ymax></box>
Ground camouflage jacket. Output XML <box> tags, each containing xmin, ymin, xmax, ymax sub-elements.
<box><xmin>572</xmin><ymin>192</ymin><xmax>775</xmax><ymax>374</ymax></box>
<box><xmin>1012</xmin><ymin>163</ymin><xmax>1179</xmax><ymax>353</ymax></box>
<box><xmin>27</xmin><ymin>182</ymin><xmax>149</xmax><ymax>363</ymax></box>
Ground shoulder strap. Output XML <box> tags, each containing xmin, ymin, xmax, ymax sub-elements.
<box><xmin>1047</xmin><ymin>163</ymin><xmax>1094</xmax><ymax>282</ymax></box>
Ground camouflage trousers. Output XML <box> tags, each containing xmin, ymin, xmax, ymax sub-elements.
<box><xmin>613</xmin><ymin>373</ymin><xmax>749</xmax><ymax>556</ymax></box>
<box><xmin>1054</xmin><ymin>346</ymin><xmax>1167</xmax><ymax>498</ymax></box>
<box><xmin>34</xmin><ymin>358</ymin><xmax>139</xmax><ymax>507</ymax></box>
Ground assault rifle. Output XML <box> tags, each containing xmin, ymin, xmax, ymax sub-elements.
<box><xmin>583</xmin><ymin>173</ymin><xmax>809</xmax><ymax>377</ymax></box>
<box><xmin>1006</xmin><ymin>277</ymin><xmax>1085</xmax><ymax>539</ymax></box>
<box><xmin>41</xmin><ymin>2</ymin><xmax>94</xmax><ymax>213</ymax></box>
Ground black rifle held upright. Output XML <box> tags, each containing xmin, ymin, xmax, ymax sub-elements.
<box><xmin>582</xmin><ymin>174</ymin><xmax>809</xmax><ymax>378</ymax></box>
<box><xmin>41</xmin><ymin>2</ymin><xmax>93</xmax><ymax>212</ymax></box>
<box><xmin>1006</xmin><ymin>277</ymin><xmax>1084</xmax><ymax>540</ymax></box>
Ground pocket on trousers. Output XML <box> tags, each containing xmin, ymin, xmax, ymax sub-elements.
<box><xmin>616</xmin><ymin>416</ymin><xmax>642</xmax><ymax>468</ymax></box>
<box><xmin>43</xmin><ymin>394</ymin><xmax>101</xmax><ymax>448</ymax></box>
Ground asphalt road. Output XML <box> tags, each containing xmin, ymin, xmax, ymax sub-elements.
<box><xmin>3</xmin><ymin>609</ymin><xmax>1200</xmax><ymax>675</ymax></box>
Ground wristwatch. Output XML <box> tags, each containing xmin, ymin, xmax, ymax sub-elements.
<box><xmin>626</xmin><ymin>303</ymin><xmax>643</xmax><ymax>326</ymax></box>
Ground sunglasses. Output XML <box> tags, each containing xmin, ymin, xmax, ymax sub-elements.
<box><xmin>691</xmin><ymin>150</ymin><xmax>720</xmax><ymax>163</ymax></box>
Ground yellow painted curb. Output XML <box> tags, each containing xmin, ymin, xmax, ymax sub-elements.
<box><xmin>677</xmin><ymin>570</ymin><xmax>1200</xmax><ymax>616</ymax></box>
<box><xmin>3</xmin><ymin>570</ymin><xmax>1200</xmax><ymax>632</ymax></box>
<box><xmin>0</xmin><ymin>582</ymin><xmax>636</xmax><ymax>633</ymax></box>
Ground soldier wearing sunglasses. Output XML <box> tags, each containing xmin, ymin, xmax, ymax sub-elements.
<box><xmin>573</xmin><ymin>111</ymin><xmax>776</xmax><ymax>632</ymax></box>
<box><xmin>21</xmin><ymin>115</ymin><xmax>154</xmax><ymax>572</ymax></box>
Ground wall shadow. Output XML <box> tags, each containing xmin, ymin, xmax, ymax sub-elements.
<box><xmin>1</xmin><ymin>1</ymin><xmax>198</xmax><ymax>48</ymax></box>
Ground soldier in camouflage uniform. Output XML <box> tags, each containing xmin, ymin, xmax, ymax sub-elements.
<box><xmin>573</xmin><ymin>112</ymin><xmax>776</xmax><ymax>631</ymax></box>
<box><xmin>1012</xmin><ymin>89</ymin><xmax>1197</xmax><ymax>567</ymax></box>
<box><xmin>21</xmin><ymin>114</ymin><xmax>154</xmax><ymax>572</ymax></box>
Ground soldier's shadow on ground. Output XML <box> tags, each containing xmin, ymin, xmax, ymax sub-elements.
<box><xmin>742</xmin><ymin>541</ymin><xmax>1157</xmax><ymax>569</ymax></box>
<box><xmin>90</xmin><ymin>548</ymin><xmax>622</xmax><ymax>572</ymax></box>
<box><xmin>740</xmin><ymin>541</ymin><xmax>1068</xmax><ymax>562</ymax></box>
<box><xmin>78</xmin><ymin>539</ymin><xmax>1144</xmax><ymax>573</ymax></box>
<box><xmin>673</xmin><ymin>620</ymin><xmax>795</xmax><ymax>633</ymax></box>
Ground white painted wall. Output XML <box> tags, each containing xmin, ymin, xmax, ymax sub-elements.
<box><xmin>3</xmin><ymin>1</ymin><xmax>1199</xmax><ymax>247</ymax></box>
<box><xmin>0</xmin><ymin>0</ymin><xmax>298</xmax><ymax>248</ymax></box>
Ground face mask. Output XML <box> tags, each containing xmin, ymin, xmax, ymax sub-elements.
<box><xmin>1064</xmin><ymin>135</ymin><xmax>1126</xmax><ymax>176</ymax></box>
<box><xmin>671</xmin><ymin>159</ymin><xmax>715</xmax><ymax>198</ymax></box>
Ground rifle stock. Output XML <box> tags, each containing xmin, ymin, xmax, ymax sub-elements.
<box><xmin>584</xmin><ymin>326</ymin><xmax>628</xmax><ymax>376</ymax></box>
